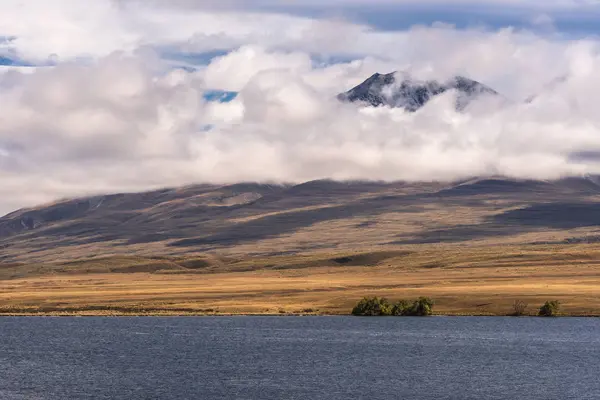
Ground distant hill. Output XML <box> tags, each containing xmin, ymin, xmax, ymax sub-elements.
<box><xmin>4</xmin><ymin>177</ymin><xmax>600</xmax><ymax>264</ymax></box>
<box><xmin>338</xmin><ymin>72</ymin><xmax>499</xmax><ymax>111</ymax></box>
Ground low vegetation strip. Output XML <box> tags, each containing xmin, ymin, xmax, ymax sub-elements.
<box><xmin>351</xmin><ymin>297</ymin><xmax>564</xmax><ymax>317</ymax></box>
<box><xmin>0</xmin><ymin>298</ymin><xmax>566</xmax><ymax>317</ymax></box>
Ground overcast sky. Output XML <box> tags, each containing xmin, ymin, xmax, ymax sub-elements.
<box><xmin>2</xmin><ymin>0</ymin><xmax>600</xmax><ymax>215</ymax></box>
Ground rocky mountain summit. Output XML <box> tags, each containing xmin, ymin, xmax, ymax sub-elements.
<box><xmin>338</xmin><ymin>72</ymin><xmax>499</xmax><ymax>111</ymax></box>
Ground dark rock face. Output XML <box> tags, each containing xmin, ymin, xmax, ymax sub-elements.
<box><xmin>338</xmin><ymin>72</ymin><xmax>498</xmax><ymax>111</ymax></box>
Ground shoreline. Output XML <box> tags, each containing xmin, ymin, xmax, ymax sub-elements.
<box><xmin>2</xmin><ymin>310</ymin><xmax>599</xmax><ymax>317</ymax></box>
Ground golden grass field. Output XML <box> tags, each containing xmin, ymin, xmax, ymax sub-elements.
<box><xmin>2</xmin><ymin>243</ymin><xmax>600</xmax><ymax>316</ymax></box>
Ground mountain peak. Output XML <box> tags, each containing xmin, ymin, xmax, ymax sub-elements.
<box><xmin>338</xmin><ymin>72</ymin><xmax>498</xmax><ymax>111</ymax></box>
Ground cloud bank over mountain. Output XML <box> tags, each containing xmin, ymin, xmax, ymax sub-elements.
<box><xmin>2</xmin><ymin>0</ymin><xmax>600</xmax><ymax>214</ymax></box>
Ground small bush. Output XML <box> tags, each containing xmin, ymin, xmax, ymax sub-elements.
<box><xmin>391</xmin><ymin>300</ymin><xmax>412</xmax><ymax>316</ymax></box>
<box><xmin>409</xmin><ymin>297</ymin><xmax>435</xmax><ymax>316</ymax></box>
<box><xmin>351</xmin><ymin>297</ymin><xmax>392</xmax><ymax>316</ymax></box>
<box><xmin>539</xmin><ymin>300</ymin><xmax>561</xmax><ymax>317</ymax></box>
<box><xmin>512</xmin><ymin>300</ymin><xmax>528</xmax><ymax>316</ymax></box>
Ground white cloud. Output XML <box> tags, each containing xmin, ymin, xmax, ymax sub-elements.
<box><xmin>203</xmin><ymin>46</ymin><xmax>313</xmax><ymax>91</ymax></box>
<box><xmin>125</xmin><ymin>0</ymin><xmax>600</xmax><ymax>10</ymax></box>
<box><xmin>3</xmin><ymin>0</ymin><xmax>596</xmax><ymax>64</ymax></box>
<box><xmin>2</xmin><ymin>1</ymin><xmax>600</xmax><ymax>214</ymax></box>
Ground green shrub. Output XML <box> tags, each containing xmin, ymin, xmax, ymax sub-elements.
<box><xmin>539</xmin><ymin>300</ymin><xmax>561</xmax><ymax>317</ymax></box>
<box><xmin>352</xmin><ymin>297</ymin><xmax>434</xmax><ymax>316</ymax></box>
<box><xmin>351</xmin><ymin>297</ymin><xmax>392</xmax><ymax>316</ymax></box>
<box><xmin>408</xmin><ymin>297</ymin><xmax>435</xmax><ymax>316</ymax></box>
<box><xmin>391</xmin><ymin>300</ymin><xmax>412</xmax><ymax>316</ymax></box>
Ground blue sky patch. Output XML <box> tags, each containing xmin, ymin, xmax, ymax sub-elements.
<box><xmin>203</xmin><ymin>90</ymin><xmax>238</xmax><ymax>103</ymax></box>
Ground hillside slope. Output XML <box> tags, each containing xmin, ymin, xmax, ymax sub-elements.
<box><xmin>3</xmin><ymin>177</ymin><xmax>600</xmax><ymax>264</ymax></box>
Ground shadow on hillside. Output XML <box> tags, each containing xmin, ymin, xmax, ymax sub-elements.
<box><xmin>390</xmin><ymin>225</ymin><xmax>526</xmax><ymax>245</ymax></box>
<box><xmin>392</xmin><ymin>201</ymin><xmax>600</xmax><ymax>245</ymax></box>
<box><xmin>492</xmin><ymin>202</ymin><xmax>600</xmax><ymax>229</ymax></box>
<box><xmin>168</xmin><ymin>199</ymin><xmax>425</xmax><ymax>248</ymax></box>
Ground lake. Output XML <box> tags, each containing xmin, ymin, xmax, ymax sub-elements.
<box><xmin>1</xmin><ymin>316</ymin><xmax>599</xmax><ymax>399</ymax></box>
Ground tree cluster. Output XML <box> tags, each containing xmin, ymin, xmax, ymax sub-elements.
<box><xmin>351</xmin><ymin>297</ymin><xmax>434</xmax><ymax>316</ymax></box>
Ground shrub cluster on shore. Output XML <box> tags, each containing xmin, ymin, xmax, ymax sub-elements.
<box><xmin>352</xmin><ymin>297</ymin><xmax>563</xmax><ymax>317</ymax></box>
<box><xmin>351</xmin><ymin>297</ymin><xmax>434</xmax><ymax>316</ymax></box>
<box><xmin>511</xmin><ymin>299</ymin><xmax>562</xmax><ymax>316</ymax></box>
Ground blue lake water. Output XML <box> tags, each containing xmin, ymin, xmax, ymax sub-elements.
<box><xmin>1</xmin><ymin>316</ymin><xmax>599</xmax><ymax>399</ymax></box>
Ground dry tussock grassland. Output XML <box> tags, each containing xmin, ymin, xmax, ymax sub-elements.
<box><xmin>2</xmin><ymin>243</ymin><xmax>600</xmax><ymax>316</ymax></box>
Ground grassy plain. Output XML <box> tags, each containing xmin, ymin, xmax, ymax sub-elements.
<box><xmin>2</xmin><ymin>243</ymin><xmax>600</xmax><ymax>316</ymax></box>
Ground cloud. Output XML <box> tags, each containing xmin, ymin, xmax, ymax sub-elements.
<box><xmin>2</xmin><ymin>0</ymin><xmax>598</xmax><ymax>63</ymax></box>
<box><xmin>126</xmin><ymin>0</ymin><xmax>600</xmax><ymax>10</ymax></box>
<box><xmin>203</xmin><ymin>46</ymin><xmax>313</xmax><ymax>91</ymax></box>
<box><xmin>2</xmin><ymin>1</ymin><xmax>600</xmax><ymax>214</ymax></box>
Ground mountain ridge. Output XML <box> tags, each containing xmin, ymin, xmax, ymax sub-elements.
<box><xmin>338</xmin><ymin>71</ymin><xmax>499</xmax><ymax>111</ymax></box>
